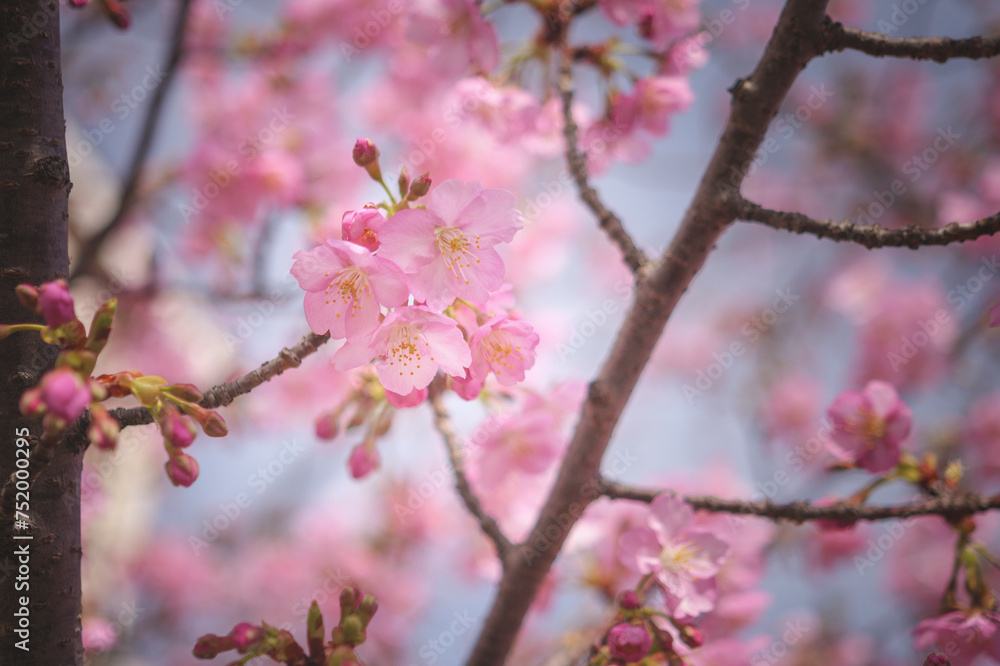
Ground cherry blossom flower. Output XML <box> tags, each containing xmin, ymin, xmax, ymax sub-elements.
<box><xmin>913</xmin><ymin>610</ymin><xmax>1000</xmax><ymax>666</ymax></box>
<box><xmin>826</xmin><ymin>380</ymin><xmax>912</xmax><ymax>473</ymax></box>
<box><xmin>467</xmin><ymin>316</ymin><xmax>539</xmax><ymax>386</ymax></box>
<box><xmin>333</xmin><ymin>306</ymin><xmax>471</xmax><ymax>394</ymax></box>
<box><xmin>406</xmin><ymin>0</ymin><xmax>499</xmax><ymax>76</ymax></box>
<box><xmin>292</xmin><ymin>239</ymin><xmax>409</xmax><ymax>341</ymax></box>
<box><xmin>618</xmin><ymin>494</ymin><xmax>730</xmax><ymax>618</ymax></box>
<box><xmin>377</xmin><ymin>179</ymin><xmax>521</xmax><ymax>310</ymax></box>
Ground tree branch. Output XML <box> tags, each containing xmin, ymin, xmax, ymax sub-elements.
<box><xmin>70</xmin><ymin>0</ymin><xmax>194</xmax><ymax>280</ymax></box>
<box><xmin>558</xmin><ymin>53</ymin><xmax>647</xmax><ymax>274</ymax></box>
<box><xmin>466</xmin><ymin>2</ymin><xmax>832</xmax><ymax>663</ymax></box>
<box><xmin>600</xmin><ymin>478</ymin><xmax>1000</xmax><ymax>525</ymax></box>
<box><xmin>822</xmin><ymin>19</ymin><xmax>1000</xmax><ymax>63</ymax></box>
<box><xmin>427</xmin><ymin>378</ymin><xmax>513</xmax><ymax>563</ymax></box>
<box><xmin>737</xmin><ymin>198</ymin><xmax>1000</xmax><ymax>249</ymax></box>
<box><xmin>63</xmin><ymin>331</ymin><xmax>330</xmax><ymax>449</ymax></box>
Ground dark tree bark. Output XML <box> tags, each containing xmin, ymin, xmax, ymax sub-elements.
<box><xmin>0</xmin><ymin>1</ymin><xmax>81</xmax><ymax>664</ymax></box>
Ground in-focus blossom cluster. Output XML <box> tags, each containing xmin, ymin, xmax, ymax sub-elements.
<box><xmin>291</xmin><ymin>141</ymin><xmax>539</xmax><ymax>477</ymax></box>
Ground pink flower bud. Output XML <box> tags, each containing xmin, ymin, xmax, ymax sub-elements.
<box><xmin>39</xmin><ymin>368</ymin><xmax>92</xmax><ymax>422</ymax></box>
<box><xmin>679</xmin><ymin>624</ymin><xmax>703</xmax><ymax>649</ymax></box>
<box><xmin>104</xmin><ymin>0</ymin><xmax>131</xmax><ymax>29</ymax></box>
<box><xmin>924</xmin><ymin>655</ymin><xmax>952</xmax><ymax>665</ymax></box>
<box><xmin>88</xmin><ymin>405</ymin><xmax>120</xmax><ymax>451</ymax></box>
<box><xmin>38</xmin><ymin>279</ymin><xmax>77</xmax><ymax>327</ymax></box>
<box><xmin>352</xmin><ymin>138</ymin><xmax>379</xmax><ymax>167</ymax></box>
<box><xmin>315</xmin><ymin>411</ymin><xmax>339</xmax><ymax>440</ymax></box>
<box><xmin>407</xmin><ymin>173</ymin><xmax>431</xmax><ymax>199</ymax></box>
<box><xmin>15</xmin><ymin>284</ymin><xmax>39</xmax><ymax>312</ymax></box>
<box><xmin>229</xmin><ymin>622</ymin><xmax>262</xmax><ymax>650</ymax></box>
<box><xmin>607</xmin><ymin>623</ymin><xmax>651</xmax><ymax>662</ymax></box>
<box><xmin>69</xmin><ymin>0</ymin><xmax>88</xmax><ymax>6</ymax></box>
<box><xmin>192</xmin><ymin>633</ymin><xmax>233</xmax><ymax>659</ymax></box>
<box><xmin>617</xmin><ymin>590</ymin><xmax>641</xmax><ymax>610</ymax></box>
<box><xmin>162</xmin><ymin>410</ymin><xmax>197</xmax><ymax>449</ymax></box>
<box><xmin>166</xmin><ymin>453</ymin><xmax>199</xmax><ymax>487</ymax></box>
<box><xmin>348</xmin><ymin>443</ymin><xmax>379</xmax><ymax>479</ymax></box>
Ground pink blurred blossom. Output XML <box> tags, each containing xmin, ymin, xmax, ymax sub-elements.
<box><xmin>914</xmin><ymin>611</ymin><xmax>1000</xmax><ymax>666</ymax></box>
<box><xmin>826</xmin><ymin>380</ymin><xmax>912</xmax><ymax>473</ymax></box>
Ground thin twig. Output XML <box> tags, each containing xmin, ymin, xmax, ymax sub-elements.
<box><xmin>557</xmin><ymin>51</ymin><xmax>647</xmax><ymax>274</ymax></box>
<box><xmin>63</xmin><ymin>331</ymin><xmax>330</xmax><ymax>449</ymax></box>
<box><xmin>427</xmin><ymin>378</ymin><xmax>513</xmax><ymax>563</ymax></box>
<box><xmin>70</xmin><ymin>0</ymin><xmax>194</xmax><ymax>280</ymax></box>
<box><xmin>600</xmin><ymin>478</ymin><xmax>1000</xmax><ymax>525</ymax></box>
<box><xmin>737</xmin><ymin>198</ymin><xmax>1000</xmax><ymax>249</ymax></box>
<box><xmin>822</xmin><ymin>18</ymin><xmax>1000</xmax><ymax>63</ymax></box>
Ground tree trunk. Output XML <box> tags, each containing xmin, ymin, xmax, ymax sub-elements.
<box><xmin>0</xmin><ymin>1</ymin><xmax>81</xmax><ymax>663</ymax></box>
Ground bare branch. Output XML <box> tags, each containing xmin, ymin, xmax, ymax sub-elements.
<box><xmin>738</xmin><ymin>198</ymin><xmax>1000</xmax><ymax>249</ymax></box>
<box><xmin>600</xmin><ymin>478</ymin><xmax>1000</xmax><ymax>525</ymax></box>
<box><xmin>63</xmin><ymin>331</ymin><xmax>330</xmax><ymax>449</ymax></box>
<box><xmin>70</xmin><ymin>0</ymin><xmax>194</xmax><ymax>280</ymax></box>
<box><xmin>558</xmin><ymin>51</ymin><xmax>647</xmax><ymax>274</ymax></box>
<box><xmin>823</xmin><ymin>19</ymin><xmax>1000</xmax><ymax>63</ymax></box>
<box><xmin>427</xmin><ymin>379</ymin><xmax>514</xmax><ymax>563</ymax></box>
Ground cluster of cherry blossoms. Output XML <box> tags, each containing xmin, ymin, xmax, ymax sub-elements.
<box><xmin>2</xmin><ymin>279</ymin><xmax>226</xmax><ymax>487</ymax></box>
<box><xmin>291</xmin><ymin>139</ymin><xmax>539</xmax><ymax>477</ymax></box>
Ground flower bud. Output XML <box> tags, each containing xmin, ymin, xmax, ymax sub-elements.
<box><xmin>340</xmin><ymin>585</ymin><xmax>360</xmax><ymax>614</ymax></box>
<box><xmin>924</xmin><ymin>655</ymin><xmax>952</xmax><ymax>665</ymax></box>
<box><xmin>607</xmin><ymin>623</ymin><xmax>651</xmax><ymax>662</ymax></box>
<box><xmin>166</xmin><ymin>453</ymin><xmax>200</xmax><ymax>487</ymax></box>
<box><xmin>407</xmin><ymin>173</ymin><xmax>431</xmax><ymax>200</ymax></box>
<box><xmin>15</xmin><ymin>284</ymin><xmax>39</xmax><ymax>313</ymax></box>
<box><xmin>192</xmin><ymin>633</ymin><xmax>233</xmax><ymax>659</ymax></box>
<box><xmin>617</xmin><ymin>590</ymin><xmax>641</xmax><ymax>610</ymax></box>
<box><xmin>38</xmin><ymin>279</ymin><xmax>77</xmax><ymax>327</ymax></box>
<box><xmin>162</xmin><ymin>410</ymin><xmax>197</xmax><ymax>449</ymax></box>
<box><xmin>679</xmin><ymin>624</ymin><xmax>703</xmax><ymax>649</ymax></box>
<box><xmin>315</xmin><ymin>411</ymin><xmax>339</xmax><ymax>440</ymax></box>
<box><xmin>352</xmin><ymin>138</ymin><xmax>379</xmax><ymax>166</ymax></box>
<box><xmin>357</xmin><ymin>594</ymin><xmax>378</xmax><ymax>626</ymax></box>
<box><xmin>348</xmin><ymin>443</ymin><xmax>379</xmax><ymax>479</ymax></box>
<box><xmin>352</xmin><ymin>139</ymin><xmax>382</xmax><ymax>182</ymax></box>
<box><xmin>88</xmin><ymin>404</ymin><xmax>120</xmax><ymax>451</ymax></box>
<box><xmin>104</xmin><ymin>0</ymin><xmax>131</xmax><ymax>29</ymax></box>
<box><xmin>229</xmin><ymin>622</ymin><xmax>262</xmax><ymax>650</ymax></box>
<box><xmin>398</xmin><ymin>167</ymin><xmax>410</xmax><ymax>198</ymax></box>
<box><xmin>162</xmin><ymin>383</ymin><xmax>204</xmax><ymax>403</ymax></box>
<box><xmin>340</xmin><ymin>615</ymin><xmax>365</xmax><ymax>647</ymax></box>
<box><xmin>37</xmin><ymin>368</ymin><xmax>92</xmax><ymax>422</ymax></box>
